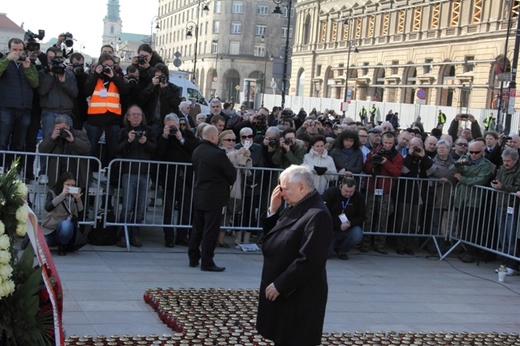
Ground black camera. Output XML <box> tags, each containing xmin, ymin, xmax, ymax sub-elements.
<box><xmin>281</xmin><ymin>109</ymin><xmax>294</xmax><ymax>119</ymax></box>
<box><xmin>159</xmin><ymin>75</ymin><xmax>167</xmax><ymax>84</ymax></box>
<box><xmin>63</xmin><ymin>32</ymin><xmax>74</xmax><ymax>47</ymax></box>
<box><xmin>72</xmin><ymin>64</ymin><xmax>84</xmax><ymax>75</ymax></box>
<box><xmin>284</xmin><ymin>137</ymin><xmax>292</xmax><ymax>145</ymax></box>
<box><xmin>137</xmin><ymin>55</ymin><xmax>147</xmax><ymax>65</ymax></box>
<box><xmin>126</xmin><ymin>77</ymin><xmax>138</xmax><ymax>87</ymax></box>
<box><xmin>51</xmin><ymin>59</ymin><xmax>66</xmax><ymax>75</ymax></box>
<box><xmin>372</xmin><ymin>154</ymin><xmax>385</xmax><ymax>165</ymax></box>
<box><xmin>169</xmin><ymin>126</ymin><xmax>178</xmax><ymax>135</ymax></box>
<box><xmin>413</xmin><ymin>146</ymin><xmax>421</xmax><ymax>153</ymax></box>
<box><xmin>24</xmin><ymin>29</ymin><xmax>45</xmax><ymax>51</ymax></box>
<box><xmin>59</xmin><ymin>128</ymin><xmax>69</xmax><ymax>139</ymax></box>
<box><xmin>454</xmin><ymin>158</ymin><xmax>471</xmax><ymax>168</ymax></box>
<box><xmin>18</xmin><ymin>54</ymin><xmax>27</xmax><ymax>62</ymax></box>
<box><xmin>268</xmin><ymin>138</ymin><xmax>278</xmax><ymax>148</ymax></box>
<box><xmin>103</xmin><ymin>65</ymin><xmax>112</xmax><ymax>74</ymax></box>
<box><xmin>134</xmin><ymin>130</ymin><xmax>144</xmax><ymax>139</ymax></box>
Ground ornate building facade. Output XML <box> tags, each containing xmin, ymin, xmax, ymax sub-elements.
<box><xmin>156</xmin><ymin>0</ymin><xmax>296</xmax><ymax>103</ymax></box>
<box><xmin>292</xmin><ymin>0</ymin><xmax>519</xmax><ymax>110</ymax></box>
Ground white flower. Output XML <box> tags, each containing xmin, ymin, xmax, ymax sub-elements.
<box><xmin>0</xmin><ymin>234</ymin><xmax>9</xmax><ymax>250</ymax></box>
<box><xmin>0</xmin><ymin>221</ymin><xmax>4</xmax><ymax>235</ymax></box>
<box><xmin>0</xmin><ymin>279</ymin><xmax>15</xmax><ymax>297</ymax></box>
<box><xmin>0</xmin><ymin>263</ymin><xmax>13</xmax><ymax>279</ymax></box>
<box><xmin>0</xmin><ymin>250</ymin><xmax>11</xmax><ymax>264</ymax></box>
<box><xmin>15</xmin><ymin>181</ymin><xmax>28</xmax><ymax>198</ymax></box>
<box><xmin>15</xmin><ymin>205</ymin><xmax>29</xmax><ymax>223</ymax></box>
<box><xmin>15</xmin><ymin>223</ymin><xmax>27</xmax><ymax>237</ymax></box>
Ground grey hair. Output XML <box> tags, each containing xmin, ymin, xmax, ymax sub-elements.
<box><xmin>502</xmin><ymin>147</ymin><xmax>519</xmax><ymax>161</ymax></box>
<box><xmin>436</xmin><ymin>139</ymin><xmax>452</xmax><ymax>149</ymax></box>
<box><xmin>210</xmin><ymin>98</ymin><xmax>222</xmax><ymax>106</ymax></box>
<box><xmin>164</xmin><ymin>113</ymin><xmax>179</xmax><ymax>123</ymax></box>
<box><xmin>179</xmin><ymin>101</ymin><xmax>190</xmax><ymax>110</ymax></box>
<box><xmin>54</xmin><ymin>114</ymin><xmax>73</xmax><ymax>127</ymax></box>
<box><xmin>280</xmin><ymin>165</ymin><xmax>315</xmax><ymax>190</ymax></box>
<box><xmin>240</xmin><ymin>127</ymin><xmax>253</xmax><ymax>135</ymax></box>
<box><xmin>265</xmin><ymin>126</ymin><xmax>280</xmax><ymax>138</ymax></box>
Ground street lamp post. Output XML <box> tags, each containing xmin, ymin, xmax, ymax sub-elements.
<box><xmin>186</xmin><ymin>0</ymin><xmax>210</xmax><ymax>84</ymax></box>
<box><xmin>150</xmin><ymin>16</ymin><xmax>160</xmax><ymax>50</ymax></box>
<box><xmin>273</xmin><ymin>0</ymin><xmax>293</xmax><ymax>110</ymax></box>
<box><xmin>343</xmin><ymin>19</ymin><xmax>359</xmax><ymax>116</ymax></box>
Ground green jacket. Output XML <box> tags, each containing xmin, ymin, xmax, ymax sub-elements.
<box><xmin>450</xmin><ymin>156</ymin><xmax>494</xmax><ymax>208</ymax></box>
<box><xmin>494</xmin><ymin>161</ymin><xmax>520</xmax><ymax>208</ymax></box>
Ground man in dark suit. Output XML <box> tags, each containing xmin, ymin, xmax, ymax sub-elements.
<box><xmin>257</xmin><ymin>165</ymin><xmax>333</xmax><ymax>346</ymax></box>
<box><xmin>188</xmin><ymin>125</ymin><xmax>237</xmax><ymax>272</ymax></box>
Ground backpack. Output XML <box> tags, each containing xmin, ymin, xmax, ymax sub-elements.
<box><xmin>87</xmin><ymin>210</ymin><xmax>118</xmax><ymax>245</ymax></box>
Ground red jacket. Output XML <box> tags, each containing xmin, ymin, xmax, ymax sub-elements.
<box><xmin>364</xmin><ymin>146</ymin><xmax>404</xmax><ymax>194</ymax></box>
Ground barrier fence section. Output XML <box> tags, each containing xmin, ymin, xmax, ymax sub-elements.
<box><xmin>0</xmin><ymin>150</ymin><xmax>103</xmax><ymax>226</ymax></box>
<box><xmin>445</xmin><ymin>184</ymin><xmax>520</xmax><ymax>262</ymax></box>
<box><xmin>5</xmin><ymin>149</ymin><xmax>520</xmax><ymax>263</ymax></box>
<box><xmin>105</xmin><ymin>159</ymin><xmax>282</xmax><ymax>250</ymax></box>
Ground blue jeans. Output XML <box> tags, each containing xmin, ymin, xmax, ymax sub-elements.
<box><xmin>0</xmin><ymin>107</ymin><xmax>31</xmax><ymax>151</ymax></box>
<box><xmin>497</xmin><ymin>207</ymin><xmax>516</xmax><ymax>256</ymax></box>
<box><xmin>330</xmin><ymin>225</ymin><xmax>364</xmax><ymax>255</ymax></box>
<box><xmin>44</xmin><ymin>218</ymin><xmax>75</xmax><ymax>246</ymax></box>
<box><xmin>119</xmin><ymin>174</ymin><xmax>149</xmax><ymax>234</ymax></box>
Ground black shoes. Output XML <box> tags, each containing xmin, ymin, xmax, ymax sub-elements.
<box><xmin>201</xmin><ymin>265</ymin><xmax>226</xmax><ymax>272</ymax></box>
<box><xmin>165</xmin><ymin>240</ymin><xmax>175</xmax><ymax>248</ymax></box>
<box><xmin>374</xmin><ymin>246</ymin><xmax>388</xmax><ymax>255</ymax></box>
<box><xmin>58</xmin><ymin>245</ymin><xmax>67</xmax><ymax>256</ymax></box>
<box><xmin>189</xmin><ymin>261</ymin><xmax>200</xmax><ymax>268</ymax></box>
<box><xmin>335</xmin><ymin>250</ymin><xmax>349</xmax><ymax>260</ymax></box>
<box><xmin>130</xmin><ymin>236</ymin><xmax>142</xmax><ymax>248</ymax></box>
<box><xmin>397</xmin><ymin>248</ymin><xmax>415</xmax><ymax>255</ymax></box>
<box><xmin>175</xmin><ymin>239</ymin><xmax>190</xmax><ymax>247</ymax></box>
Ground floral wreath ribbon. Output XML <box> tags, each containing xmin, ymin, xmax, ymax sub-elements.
<box><xmin>26</xmin><ymin>203</ymin><xmax>65</xmax><ymax>345</ymax></box>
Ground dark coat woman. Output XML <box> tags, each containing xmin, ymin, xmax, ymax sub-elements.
<box><xmin>257</xmin><ymin>165</ymin><xmax>332</xmax><ymax>346</ymax></box>
<box><xmin>330</xmin><ymin>129</ymin><xmax>364</xmax><ymax>174</ymax></box>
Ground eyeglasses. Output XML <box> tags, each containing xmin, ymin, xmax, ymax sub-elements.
<box><xmin>241</xmin><ymin>135</ymin><xmax>253</xmax><ymax>139</ymax></box>
<box><xmin>456</xmin><ymin>143</ymin><xmax>468</xmax><ymax>146</ymax></box>
<box><xmin>222</xmin><ymin>138</ymin><xmax>236</xmax><ymax>142</ymax></box>
<box><xmin>469</xmin><ymin>151</ymin><xmax>481</xmax><ymax>154</ymax></box>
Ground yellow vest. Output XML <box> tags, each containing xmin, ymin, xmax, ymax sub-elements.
<box><xmin>87</xmin><ymin>79</ymin><xmax>122</xmax><ymax>115</ymax></box>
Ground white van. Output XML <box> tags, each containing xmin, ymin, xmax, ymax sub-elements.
<box><xmin>169</xmin><ymin>70</ymin><xmax>210</xmax><ymax>114</ymax></box>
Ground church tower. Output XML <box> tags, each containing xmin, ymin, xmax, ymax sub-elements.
<box><xmin>102</xmin><ymin>0</ymin><xmax>123</xmax><ymax>48</ymax></box>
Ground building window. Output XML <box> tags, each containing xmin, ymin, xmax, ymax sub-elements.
<box><xmin>283</xmin><ymin>6</ymin><xmax>295</xmax><ymax>18</ymax></box>
<box><xmin>464</xmin><ymin>56</ymin><xmax>475</xmax><ymax>72</ymax></box>
<box><xmin>231</xmin><ymin>21</ymin><xmax>242</xmax><ymax>34</ymax></box>
<box><xmin>330</xmin><ymin>21</ymin><xmax>338</xmax><ymax>42</ymax></box>
<box><xmin>424</xmin><ymin>59</ymin><xmax>433</xmax><ymax>74</ymax></box>
<box><xmin>230</xmin><ymin>41</ymin><xmax>240</xmax><ymax>55</ymax></box>
<box><xmin>316</xmin><ymin>64</ymin><xmax>322</xmax><ymax>76</ymax></box>
<box><xmin>256</xmin><ymin>25</ymin><xmax>267</xmax><ymax>36</ymax></box>
<box><xmin>381</xmin><ymin>13</ymin><xmax>389</xmax><ymax>36</ymax></box>
<box><xmin>397</xmin><ymin>10</ymin><xmax>405</xmax><ymax>34</ymax></box>
<box><xmin>257</xmin><ymin>3</ymin><xmax>268</xmax><ymax>16</ymax></box>
<box><xmin>214</xmin><ymin>0</ymin><xmax>222</xmax><ymax>14</ymax></box>
<box><xmin>282</xmin><ymin>27</ymin><xmax>293</xmax><ymax>39</ymax></box>
<box><xmin>211</xmin><ymin>41</ymin><xmax>219</xmax><ymax>54</ymax></box>
<box><xmin>412</xmin><ymin>7</ymin><xmax>422</xmax><ymax>32</ymax></box>
<box><xmin>320</xmin><ymin>20</ymin><xmax>327</xmax><ymax>43</ymax></box>
<box><xmin>213</xmin><ymin>20</ymin><xmax>220</xmax><ymax>34</ymax></box>
<box><xmin>450</xmin><ymin>1</ymin><xmax>461</xmax><ymax>27</ymax></box>
<box><xmin>430</xmin><ymin>3</ymin><xmax>440</xmax><ymax>30</ymax></box>
<box><xmin>391</xmin><ymin>60</ymin><xmax>399</xmax><ymax>75</ymax></box>
<box><xmin>472</xmin><ymin>0</ymin><xmax>483</xmax><ymax>24</ymax></box>
<box><xmin>254</xmin><ymin>45</ymin><xmax>266</xmax><ymax>57</ymax></box>
<box><xmin>232</xmin><ymin>1</ymin><xmax>243</xmax><ymax>14</ymax></box>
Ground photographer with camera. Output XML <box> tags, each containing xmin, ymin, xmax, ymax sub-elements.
<box><xmin>448</xmin><ymin>113</ymin><xmax>483</xmax><ymax>143</ymax></box>
<box><xmin>38</xmin><ymin>114</ymin><xmax>91</xmax><ymax>190</ymax></box>
<box><xmin>131</xmin><ymin>43</ymin><xmax>165</xmax><ymax>86</ymax></box>
<box><xmin>115</xmin><ymin>105</ymin><xmax>157</xmax><ymax>248</ymax></box>
<box><xmin>362</xmin><ymin>131</ymin><xmax>404</xmax><ymax>254</ymax></box>
<box><xmin>67</xmin><ymin>52</ymin><xmax>89</xmax><ymax>130</ymax></box>
<box><xmin>234</xmin><ymin>107</ymin><xmax>270</xmax><ymax>141</ymax></box>
<box><xmin>84</xmin><ymin>52</ymin><xmax>128</xmax><ymax>167</ymax></box>
<box><xmin>156</xmin><ymin>113</ymin><xmax>199</xmax><ymax>248</ymax></box>
<box><xmin>272</xmin><ymin>128</ymin><xmax>305</xmax><ymax>169</ymax></box>
<box><xmin>139</xmin><ymin>63</ymin><xmax>181</xmax><ymax>139</ymax></box>
<box><xmin>0</xmin><ymin>38</ymin><xmax>39</xmax><ymax>167</ymax></box>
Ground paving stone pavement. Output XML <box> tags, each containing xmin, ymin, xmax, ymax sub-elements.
<box><xmin>53</xmin><ymin>231</ymin><xmax>520</xmax><ymax>338</ymax></box>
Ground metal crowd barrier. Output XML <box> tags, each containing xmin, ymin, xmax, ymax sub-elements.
<box><xmin>4</xmin><ymin>149</ymin><xmax>519</xmax><ymax>263</ymax></box>
<box><xmin>0</xmin><ymin>150</ymin><xmax>103</xmax><ymax>226</ymax></box>
<box><xmin>444</xmin><ymin>184</ymin><xmax>520</xmax><ymax>262</ymax></box>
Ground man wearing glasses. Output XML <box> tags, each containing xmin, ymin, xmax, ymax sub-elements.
<box><xmin>450</xmin><ymin>140</ymin><xmax>494</xmax><ymax>263</ymax></box>
<box><xmin>451</xmin><ymin>139</ymin><xmax>469</xmax><ymax>160</ymax></box>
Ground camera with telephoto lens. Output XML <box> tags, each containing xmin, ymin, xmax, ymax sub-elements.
<box><xmin>169</xmin><ymin>126</ymin><xmax>178</xmax><ymax>135</ymax></box>
<box><xmin>103</xmin><ymin>65</ymin><xmax>112</xmax><ymax>74</ymax></box>
<box><xmin>59</xmin><ymin>128</ymin><xmax>69</xmax><ymax>139</ymax></box>
<box><xmin>137</xmin><ymin>55</ymin><xmax>147</xmax><ymax>65</ymax></box>
<box><xmin>372</xmin><ymin>148</ymin><xmax>390</xmax><ymax>165</ymax></box>
<box><xmin>63</xmin><ymin>32</ymin><xmax>74</xmax><ymax>47</ymax></box>
<box><xmin>72</xmin><ymin>64</ymin><xmax>84</xmax><ymax>75</ymax></box>
<box><xmin>283</xmin><ymin>137</ymin><xmax>292</xmax><ymax>145</ymax></box>
<box><xmin>134</xmin><ymin>130</ymin><xmax>144</xmax><ymax>139</ymax></box>
<box><xmin>268</xmin><ymin>138</ymin><xmax>278</xmax><ymax>148</ymax></box>
<box><xmin>159</xmin><ymin>75</ymin><xmax>167</xmax><ymax>84</ymax></box>
<box><xmin>281</xmin><ymin>109</ymin><xmax>294</xmax><ymax>120</ymax></box>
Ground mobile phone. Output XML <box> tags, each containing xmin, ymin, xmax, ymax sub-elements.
<box><xmin>68</xmin><ymin>186</ymin><xmax>79</xmax><ymax>194</ymax></box>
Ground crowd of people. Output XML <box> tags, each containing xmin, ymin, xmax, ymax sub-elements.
<box><xmin>1</xmin><ymin>35</ymin><xmax>519</xmax><ymax>277</ymax></box>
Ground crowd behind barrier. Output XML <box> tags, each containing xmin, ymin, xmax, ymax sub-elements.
<box><xmin>3</xmin><ymin>150</ymin><xmax>519</xmax><ymax>263</ymax></box>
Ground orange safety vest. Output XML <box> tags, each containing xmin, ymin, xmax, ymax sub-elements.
<box><xmin>87</xmin><ymin>79</ymin><xmax>122</xmax><ymax>115</ymax></box>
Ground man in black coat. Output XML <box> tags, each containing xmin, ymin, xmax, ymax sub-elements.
<box><xmin>257</xmin><ymin>165</ymin><xmax>332</xmax><ymax>346</ymax></box>
<box><xmin>188</xmin><ymin>125</ymin><xmax>237</xmax><ymax>271</ymax></box>
<box><xmin>156</xmin><ymin>113</ymin><xmax>199</xmax><ymax>248</ymax></box>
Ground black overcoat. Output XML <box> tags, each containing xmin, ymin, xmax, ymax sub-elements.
<box><xmin>257</xmin><ymin>191</ymin><xmax>333</xmax><ymax>346</ymax></box>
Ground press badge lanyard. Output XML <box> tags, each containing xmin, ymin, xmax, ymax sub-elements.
<box><xmin>341</xmin><ymin>198</ymin><xmax>350</xmax><ymax>213</ymax></box>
